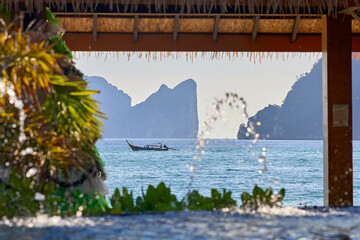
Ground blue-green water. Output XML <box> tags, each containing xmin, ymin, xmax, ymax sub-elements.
<box><xmin>2</xmin><ymin>139</ymin><xmax>360</xmax><ymax>239</ymax></box>
<box><xmin>98</xmin><ymin>139</ymin><xmax>360</xmax><ymax>207</ymax></box>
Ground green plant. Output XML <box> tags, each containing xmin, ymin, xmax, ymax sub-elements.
<box><xmin>0</xmin><ymin>20</ymin><xmax>105</xmax><ymax>189</ymax></box>
<box><xmin>0</xmin><ymin>170</ymin><xmax>41</xmax><ymax>218</ymax></box>
<box><xmin>46</xmin><ymin>7</ymin><xmax>73</xmax><ymax>59</ymax></box>
<box><xmin>109</xmin><ymin>187</ymin><xmax>136</xmax><ymax>214</ymax></box>
<box><xmin>0</xmin><ymin>14</ymin><xmax>109</xmax><ymax>218</ymax></box>
<box><xmin>210</xmin><ymin>188</ymin><xmax>237</xmax><ymax>209</ymax></box>
<box><xmin>186</xmin><ymin>190</ymin><xmax>212</xmax><ymax>210</ymax></box>
<box><xmin>45</xmin><ymin>188</ymin><xmax>109</xmax><ymax>216</ymax></box>
<box><xmin>241</xmin><ymin>185</ymin><xmax>285</xmax><ymax>208</ymax></box>
<box><xmin>0</xmin><ymin>176</ymin><xmax>287</xmax><ymax>217</ymax></box>
<box><xmin>0</xmin><ymin>169</ymin><xmax>109</xmax><ymax>218</ymax></box>
<box><xmin>186</xmin><ymin>189</ymin><xmax>237</xmax><ymax>210</ymax></box>
<box><xmin>136</xmin><ymin>182</ymin><xmax>183</xmax><ymax>212</ymax></box>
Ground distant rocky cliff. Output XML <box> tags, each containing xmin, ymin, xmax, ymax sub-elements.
<box><xmin>86</xmin><ymin>77</ymin><xmax>198</xmax><ymax>138</ymax></box>
<box><xmin>237</xmin><ymin>60</ymin><xmax>360</xmax><ymax>140</ymax></box>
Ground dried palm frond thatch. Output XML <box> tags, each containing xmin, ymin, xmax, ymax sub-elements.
<box><xmin>73</xmin><ymin>51</ymin><xmax>360</xmax><ymax>63</ymax></box>
<box><xmin>0</xmin><ymin>0</ymin><xmax>359</xmax><ymax>15</ymax></box>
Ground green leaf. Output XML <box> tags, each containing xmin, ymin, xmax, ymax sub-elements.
<box><xmin>241</xmin><ymin>185</ymin><xmax>286</xmax><ymax>209</ymax></box>
<box><xmin>69</xmin><ymin>90</ymin><xmax>99</xmax><ymax>96</ymax></box>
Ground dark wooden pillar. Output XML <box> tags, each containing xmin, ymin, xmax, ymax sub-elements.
<box><xmin>322</xmin><ymin>15</ymin><xmax>353</xmax><ymax>207</ymax></box>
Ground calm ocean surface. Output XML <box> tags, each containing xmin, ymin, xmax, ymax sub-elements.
<box><xmin>3</xmin><ymin>139</ymin><xmax>360</xmax><ymax>240</ymax></box>
<box><xmin>98</xmin><ymin>139</ymin><xmax>360</xmax><ymax>207</ymax></box>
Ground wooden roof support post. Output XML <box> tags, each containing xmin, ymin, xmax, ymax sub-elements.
<box><xmin>322</xmin><ymin>14</ymin><xmax>353</xmax><ymax>207</ymax></box>
<box><xmin>213</xmin><ymin>15</ymin><xmax>220</xmax><ymax>43</ymax></box>
<box><xmin>133</xmin><ymin>15</ymin><xmax>139</xmax><ymax>43</ymax></box>
<box><xmin>291</xmin><ymin>15</ymin><xmax>300</xmax><ymax>43</ymax></box>
<box><xmin>93</xmin><ymin>14</ymin><xmax>98</xmax><ymax>43</ymax></box>
<box><xmin>252</xmin><ymin>15</ymin><xmax>260</xmax><ymax>43</ymax></box>
<box><xmin>173</xmin><ymin>15</ymin><xmax>179</xmax><ymax>42</ymax></box>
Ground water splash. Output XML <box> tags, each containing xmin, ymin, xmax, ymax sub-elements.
<box><xmin>185</xmin><ymin>93</ymin><xmax>272</xmax><ymax>203</ymax></box>
<box><xmin>195</xmin><ymin>92</ymin><xmax>262</xmax><ymax>159</ymax></box>
<box><xmin>0</xmin><ymin>79</ymin><xmax>27</xmax><ymax>143</ymax></box>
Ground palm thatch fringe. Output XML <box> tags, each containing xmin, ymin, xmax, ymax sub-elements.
<box><xmin>72</xmin><ymin>51</ymin><xmax>332</xmax><ymax>63</ymax></box>
<box><xmin>354</xmin><ymin>52</ymin><xmax>360</xmax><ymax>60</ymax></box>
<box><xmin>0</xmin><ymin>0</ymin><xmax>358</xmax><ymax>15</ymax></box>
<box><xmin>339</xmin><ymin>7</ymin><xmax>360</xmax><ymax>21</ymax></box>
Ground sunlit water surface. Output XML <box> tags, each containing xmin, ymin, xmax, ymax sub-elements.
<box><xmin>101</xmin><ymin>139</ymin><xmax>360</xmax><ymax>207</ymax></box>
<box><xmin>2</xmin><ymin>139</ymin><xmax>360</xmax><ymax>239</ymax></box>
<box><xmin>2</xmin><ymin>208</ymin><xmax>360</xmax><ymax>239</ymax></box>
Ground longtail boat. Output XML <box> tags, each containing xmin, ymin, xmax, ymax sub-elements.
<box><xmin>126</xmin><ymin>140</ymin><xmax>169</xmax><ymax>151</ymax></box>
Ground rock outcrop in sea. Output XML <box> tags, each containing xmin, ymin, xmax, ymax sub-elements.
<box><xmin>237</xmin><ymin>59</ymin><xmax>360</xmax><ymax>140</ymax></box>
<box><xmin>86</xmin><ymin>77</ymin><xmax>199</xmax><ymax>138</ymax></box>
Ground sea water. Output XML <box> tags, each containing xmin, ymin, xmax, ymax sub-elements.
<box><xmin>100</xmin><ymin>138</ymin><xmax>360</xmax><ymax>207</ymax></box>
<box><xmin>2</xmin><ymin>139</ymin><xmax>360</xmax><ymax>239</ymax></box>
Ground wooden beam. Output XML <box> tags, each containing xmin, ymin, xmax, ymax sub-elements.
<box><xmin>93</xmin><ymin>14</ymin><xmax>97</xmax><ymax>43</ymax></box>
<box><xmin>212</xmin><ymin>15</ymin><xmax>220</xmax><ymax>43</ymax></box>
<box><xmin>322</xmin><ymin>15</ymin><xmax>353</xmax><ymax>207</ymax></box>
<box><xmin>63</xmin><ymin>33</ymin><xmax>325</xmax><ymax>51</ymax></box>
<box><xmin>133</xmin><ymin>15</ymin><xmax>139</xmax><ymax>43</ymax></box>
<box><xmin>252</xmin><ymin>15</ymin><xmax>260</xmax><ymax>43</ymax></box>
<box><xmin>291</xmin><ymin>15</ymin><xmax>300</xmax><ymax>43</ymax></box>
<box><xmin>54</xmin><ymin>12</ymin><xmax>323</xmax><ymax>18</ymax></box>
<box><xmin>63</xmin><ymin>32</ymin><xmax>360</xmax><ymax>52</ymax></box>
<box><xmin>173</xmin><ymin>15</ymin><xmax>179</xmax><ymax>42</ymax></box>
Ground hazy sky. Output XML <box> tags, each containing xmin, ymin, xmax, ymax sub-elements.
<box><xmin>74</xmin><ymin>52</ymin><xmax>320</xmax><ymax>138</ymax></box>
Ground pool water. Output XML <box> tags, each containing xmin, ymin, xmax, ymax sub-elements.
<box><xmin>1</xmin><ymin>207</ymin><xmax>360</xmax><ymax>239</ymax></box>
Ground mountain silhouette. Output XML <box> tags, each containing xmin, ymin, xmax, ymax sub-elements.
<box><xmin>238</xmin><ymin>59</ymin><xmax>360</xmax><ymax>140</ymax></box>
<box><xmin>86</xmin><ymin>77</ymin><xmax>198</xmax><ymax>138</ymax></box>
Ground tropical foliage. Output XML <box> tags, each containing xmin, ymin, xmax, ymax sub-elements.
<box><xmin>109</xmin><ymin>182</ymin><xmax>243</xmax><ymax>214</ymax></box>
<box><xmin>0</xmin><ymin>21</ymin><xmax>104</xmax><ymax>190</ymax></box>
<box><xmin>45</xmin><ymin>7</ymin><xmax>73</xmax><ymax>59</ymax></box>
<box><xmin>0</xmin><ymin>171</ymin><xmax>285</xmax><ymax>218</ymax></box>
<box><xmin>136</xmin><ymin>182</ymin><xmax>183</xmax><ymax>212</ymax></box>
<box><xmin>187</xmin><ymin>189</ymin><xmax>237</xmax><ymax>210</ymax></box>
<box><xmin>0</xmin><ymin>169</ymin><xmax>44</xmax><ymax>218</ymax></box>
<box><xmin>0</xmin><ymin>169</ymin><xmax>109</xmax><ymax>218</ymax></box>
<box><xmin>107</xmin><ymin>183</ymin><xmax>285</xmax><ymax>214</ymax></box>
<box><xmin>241</xmin><ymin>185</ymin><xmax>285</xmax><ymax>208</ymax></box>
<box><xmin>110</xmin><ymin>183</ymin><xmax>182</xmax><ymax>214</ymax></box>
<box><xmin>46</xmin><ymin>188</ymin><xmax>109</xmax><ymax>216</ymax></box>
<box><xmin>110</xmin><ymin>187</ymin><xmax>136</xmax><ymax>214</ymax></box>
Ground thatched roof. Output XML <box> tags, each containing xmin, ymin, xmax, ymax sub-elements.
<box><xmin>6</xmin><ymin>0</ymin><xmax>359</xmax><ymax>53</ymax></box>
<box><xmin>4</xmin><ymin>0</ymin><xmax>360</xmax><ymax>15</ymax></box>
<box><xmin>58</xmin><ymin>16</ymin><xmax>360</xmax><ymax>34</ymax></box>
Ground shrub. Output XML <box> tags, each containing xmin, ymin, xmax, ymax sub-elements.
<box><xmin>136</xmin><ymin>182</ymin><xmax>183</xmax><ymax>212</ymax></box>
<box><xmin>46</xmin><ymin>188</ymin><xmax>109</xmax><ymax>216</ymax></box>
<box><xmin>110</xmin><ymin>187</ymin><xmax>136</xmax><ymax>214</ymax></box>
<box><xmin>0</xmin><ymin>171</ymin><xmax>42</xmax><ymax>218</ymax></box>
<box><xmin>187</xmin><ymin>189</ymin><xmax>237</xmax><ymax>210</ymax></box>
<box><xmin>241</xmin><ymin>185</ymin><xmax>285</xmax><ymax>208</ymax></box>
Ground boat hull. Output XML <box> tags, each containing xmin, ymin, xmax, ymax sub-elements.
<box><xmin>126</xmin><ymin>140</ymin><xmax>169</xmax><ymax>151</ymax></box>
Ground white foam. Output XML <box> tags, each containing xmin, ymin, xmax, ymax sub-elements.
<box><xmin>0</xmin><ymin>214</ymin><xmax>97</xmax><ymax>228</ymax></box>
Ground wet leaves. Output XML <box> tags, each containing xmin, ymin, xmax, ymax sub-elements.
<box><xmin>241</xmin><ymin>185</ymin><xmax>285</xmax><ymax>208</ymax></box>
<box><xmin>136</xmin><ymin>182</ymin><xmax>182</xmax><ymax>212</ymax></box>
<box><xmin>187</xmin><ymin>189</ymin><xmax>237</xmax><ymax>210</ymax></box>
<box><xmin>109</xmin><ymin>182</ymin><xmax>238</xmax><ymax>213</ymax></box>
<box><xmin>110</xmin><ymin>188</ymin><xmax>135</xmax><ymax>214</ymax></box>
